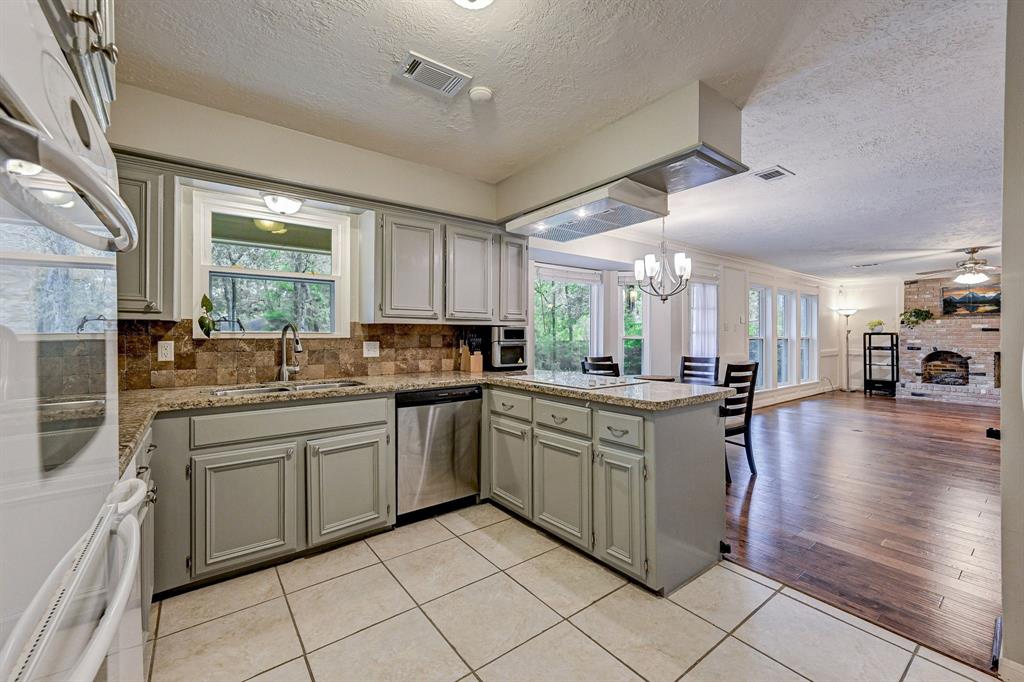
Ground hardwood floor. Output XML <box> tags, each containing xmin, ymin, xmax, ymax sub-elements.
<box><xmin>725</xmin><ymin>391</ymin><xmax>1001</xmax><ymax>672</ymax></box>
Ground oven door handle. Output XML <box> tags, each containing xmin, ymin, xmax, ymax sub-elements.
<box><xmin>0</xmin><ymin>116</ymin><xmax>137</xmax><ymax>253</ymax></box>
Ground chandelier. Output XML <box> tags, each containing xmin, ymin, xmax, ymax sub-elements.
<box><xmin>633</xmin><ymin>218</ymin><xmax>692</xmax><ymax>302</ymax></box>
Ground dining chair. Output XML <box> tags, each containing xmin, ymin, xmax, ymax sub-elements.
<box><xmin>581</xmin><ymin>359</ymin><xmax>621</xmax><ymax>377</ymax></box>
<box><xmin>721</xmin><ymin>361</ymin><xmax>758</xmax><ymax>484</ymax></box>
<box><xmin>679</xmin><ymin>355</ymin><xmax>720</xmax><ymax>385</ymax></box>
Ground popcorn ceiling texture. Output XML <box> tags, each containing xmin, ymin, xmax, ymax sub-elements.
<box><xmin>897</xmin><ymin>278</ymin><xmax>1000</xmax><ymax>407</ymax></box>
<box><xmin>118</xmin><ymin>320</ymin><xmax>459</xmax><ymax>390</ymax></box>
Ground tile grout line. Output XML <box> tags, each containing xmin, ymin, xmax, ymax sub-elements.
<box><xmin>274</xmin><ymin>567</ymin><xmax>317</xmax><ymax>682</ymax></box>
<box><xmin>899</xmin><ymin>645</ymin><xmax>922</xmax><ymax>682</ymax></box>
<box><xmin>365</xmin><ymin>531</ymin><xmax>479</xmax><ymax>678</ymax></box>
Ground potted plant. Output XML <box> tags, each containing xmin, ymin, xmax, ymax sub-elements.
<box><xmin>865</xmin><ymin>319</ymin><xmax>885</xmax><ymax>332</ymax></box>
<box><xmin>197</xmin><ymin>294</ymin><xmax>216</xmax><ymax>338</ymax></box>
<box><xmin>900</xmin><ymin>308</ymin><xmax>933</xmax><ymax>328</ymax></box>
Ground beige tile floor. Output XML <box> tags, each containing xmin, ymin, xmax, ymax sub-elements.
<box><xmin>146</xmin><ymin>503</ymin><xmax>996</xmax><ymax>682</ymax></box>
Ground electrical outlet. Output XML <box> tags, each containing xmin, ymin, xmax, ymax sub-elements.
<box><xmin>157</xmin><ymin>340</ymin><xmax>174</xmax><ymax>362</ymax></box>
<box><xmin>362</xmin><ymin>341</ymin><xmax>380</xmax><ymax>358</ymax></box>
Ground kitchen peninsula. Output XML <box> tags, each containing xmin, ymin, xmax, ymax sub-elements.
<box><xmin>122</xmin><ymin>371</ymin><xmax>732</xmax><ymax>597</ymax></box>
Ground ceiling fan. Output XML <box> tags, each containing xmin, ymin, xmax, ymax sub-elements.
<box><xmin>915</xmin><ymin>247</ymin><xmax>1000</xmax><ymax>284</ymax></box>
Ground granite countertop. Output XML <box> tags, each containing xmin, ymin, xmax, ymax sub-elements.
<box><xmin>118</xmin><ymin>371</ymin><xmax>733</xmax><ymax>474</ymax></box>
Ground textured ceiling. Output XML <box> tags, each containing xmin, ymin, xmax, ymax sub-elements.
<box><xmin>629</xmin><ymin>0</ymin><xmax>1006</xmax><ymax>280</ymax></box>
<box><xmin>115</xmin><ymin>0</ymin><xmax>803</xmax><ymax>183</ymax></box>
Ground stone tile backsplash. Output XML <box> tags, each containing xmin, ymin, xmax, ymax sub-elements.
<box><xmin>118</xmin><ymin>319</ymin><xmax>460</xmax><ymax>390</ymax></box>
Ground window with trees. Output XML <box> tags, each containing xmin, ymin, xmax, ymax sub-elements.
<box><xmin>689</xmin><ymin>281</ymin><xmax>718</xmax><ymax>357</ymax></box>
<box><xmin>748</xmin><ymin>285</ymin><xmax>769</xmax><ymax>389</ymax></box>
<box><xmin>800</xmin><ymin>293</ymin><xmax>819</xmax><ymax>382</ymax></box>
<box><xmin>776</xmin><ymin>289</ymin><xmax>795</xmax><ymax>386</ymax></box>
<box><xmin>620</xmin><ymin>281</ymin><xmax>644</xmax><ymax>376</ymax></box>
<box><xmin>193</xmin><ymin>191</ymin><xmax>350</xmax><ymax>337</ymax></box>
<box><xmin>532</xmin><ymin>266</ymin><xmax>600</xmax><ymax>371</ymax></box>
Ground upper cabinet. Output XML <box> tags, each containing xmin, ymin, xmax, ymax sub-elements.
<box><xmin>498</xmin><ymin>235</ymin><xmax>529</xmax><ymax>323</ymax></box>
<box><xmin>445</xmin><ymin>224</ymin><xmax>493</xmax><ymax>321</ymax></box>
<box><xmin>116</xmin><ymin>157</ymin><xmax>179</xmax><ymax>319</ymax></box>
<box><xmin>361</xmin><ymin>210</ymin><xmax>529</xmax><ymax>326</ymax></box>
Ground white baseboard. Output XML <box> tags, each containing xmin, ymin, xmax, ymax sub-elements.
<box><xmin>753</xmin><ymin>381</ymin><xmax>833</xmax><ymax>409</ymax></box>
<box><xmin>1002</xmin><ymin>657</ymin><xmax>1024</xmax><ymax>681</ymax></box>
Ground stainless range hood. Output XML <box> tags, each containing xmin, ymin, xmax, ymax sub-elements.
<box><xmin>505</xmin><ymin>178</ymin><xmax>668</xmax><ymax>242</ymax></box>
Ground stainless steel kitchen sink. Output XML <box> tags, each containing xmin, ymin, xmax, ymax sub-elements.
<box><xmin>209</xmin><ymin>381</ymin><xmax>363</xmax><ymax>396</ymax></box>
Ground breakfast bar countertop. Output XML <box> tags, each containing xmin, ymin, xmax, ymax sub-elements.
<box><xmin>118</xmin><ymin>370</ymin><xmax>733</xmax><ymax>474</ymax></box>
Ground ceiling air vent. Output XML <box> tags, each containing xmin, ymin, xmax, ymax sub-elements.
<box><xmin>752</xmin><ymin>165</ymin><xmax>795</xmax><ymax>182</ymax></box>
<box><xmin>399</xmin><ymin>51</ymin><xmax>471</xmax><ymax>97</ymax></box>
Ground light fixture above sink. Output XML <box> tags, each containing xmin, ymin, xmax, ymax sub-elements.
<box><xmin>452</xmin><ymin>0</ymin><xmax>493</xmax><ymax>9</ymax></box>
<box><xmin>261</xmin><ymin>193</ymin><xmax>303</xmax><ymax>215</ymax></box>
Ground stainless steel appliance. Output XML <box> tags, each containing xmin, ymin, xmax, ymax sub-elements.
<box><xmin>396</xmin><ymin>386</ymin><xmax>481</xmax><ymax>514</ymax></box>
<box><xmin>490</xmin><ymin>326</ymin><xmax>527</xmax><ymax>370</ymax></box>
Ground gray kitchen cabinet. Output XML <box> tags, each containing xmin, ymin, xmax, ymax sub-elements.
<box><xmin>381</xmin><ymin>213</ymin><xmax>444</xmax><ymax>319</ymax></box>
<box><xmin>445</xmin><ymin>224</ymin><xmax>494</xmax><ymax>320</ymax></box>
<box><xmin>498</xmin><ymin>235</ymin><xmax>529</xmax><ymax>323</ymax></box>
<box><xmin>593</xmin><ymin>445</ymin><xmax>647</xmax><ymax>579</ymax></box>
<box><xmin>116</xmin><ymin>158</ymin><xmax>178</xmax><ymax>318</ymax></box>
<box><xmin>306</xmin><ymin>428</ymin><xmax>389</xmax><ymax>546</ymax></box>
<box><xmin>532</xmin><ymin>429</ymin><xmax>591</xmax><ymax>549</ymax></box>
<box><xmin>190</xmin><ymin>441</ymin><xmax>298</xmax><ymax>577</ymax></box>
<box><xmin>489</xmin><ymin>415</ymin><xmax>533</xmax><ymax>517</ymax></box>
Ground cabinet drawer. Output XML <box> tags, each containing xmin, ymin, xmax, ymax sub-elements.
<box><xmin>190</xmin><ymin>399</ymin><xmax>387</xmax><ymax>449</ymax></box>
<box><xmin>596</xmin><ymin>411</ymin><xmax>645</xmax><ymax>450</ymax></box>
<box><xmin>534</xmin><ymin>399</ymin><xmax>591</xmax><ymax>438</ymax></box>
<box><xmin>488</xmin><ymin>390</ymin><xmax>532</xmax><ymax>421</ymax></box>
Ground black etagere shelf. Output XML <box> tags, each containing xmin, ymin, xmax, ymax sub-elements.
<box><xmin>863</xmin><ymin>332</ymin><xmax>899</xmax><ymax>397</ymax></box>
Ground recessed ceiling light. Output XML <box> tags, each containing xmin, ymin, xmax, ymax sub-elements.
<box><xmin>469</xmin><ymin>86</ymin><xmax>493</xmax><ymax>102</ymax></box>
<box><xmin>452</xmin><ymin>0</ymin><xmax>493</xmax><ymax>9</ymax></box>
<box><xmin>261</xmin><ymin>193</ymin><xmax>303</xmax><ymax>215</ymax></box>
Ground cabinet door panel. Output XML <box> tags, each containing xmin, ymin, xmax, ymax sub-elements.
<box><xmin>191</xmin><ymin>442</ymin><xmax>297</xmax><ymax>577</ymax></box>
<box><xmin>489</xmin><ymin>416</ymin><xmax>532</xmax><ymax>517</ymax></box>
<box><xmin>445</xmin><ymin>225</ymin><xmax>493</xmax><ymax>320</ymax></box>
<box><xmin>593</xmin><ymin>446</ymin><xmax>646</xmax><ymax>578</ymax></box>
<box><xmin>307</xmin><ymin>428</ymin><xmax>389</xmax><ymax>546</ymax></box>
<box><xmin>499</xmin><ymin>235</ymin><xmax>528</xmax><ymax>322</ymax></box>
<box><xmin>532</xmin><ymin>429</ymin><xmax>591</xmax><ymax>548</ymax></box>
<box><xmin>116</xmin><ymin>164</ymin><xmax>166</xmax><ymax>315</ymax></box>
<box><xmin>382</xmin><ymin>214</ymin><xmax>442</xmax><ymax>318</ymax></box>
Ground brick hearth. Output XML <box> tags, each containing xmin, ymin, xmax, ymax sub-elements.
<box><xmin>898</xmin><ymin>278</ymin><xmax>1000</xmax><ymax>406</ymax></box>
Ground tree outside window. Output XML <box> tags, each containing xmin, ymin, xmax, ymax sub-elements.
<box><xmin>621</xmin><ymin>283</ymin><xmax>644</xmax><ymax>375</ymax></box>
<box><xmin>533</xmin><ymin>278</ymin><xmax>594</xmax><ymax>371</ymax></box>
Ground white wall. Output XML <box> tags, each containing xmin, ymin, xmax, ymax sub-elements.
<box><xmin>109</xmin><ymin>85</ymin><xmax>497</xmax><ymax>221</ymax></box>
<box><xmin>834</xmin><ymin>278</ymin><xmax>904</xmax><ymax>390</ymax></box>
<box><xmin>1001</xmin><ymin>1</ymin><xmax>1024</xmax><ymax>678</ymax></box>
<box><xmin>529</xmin><ymin>231</ymin><xmax>840</xmax><ymax>407</ymax></box>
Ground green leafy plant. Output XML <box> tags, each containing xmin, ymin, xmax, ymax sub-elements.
<box><xmin>197</xmin><ymin>294</ymin><xmax>216</xmax><ymax>338</ymax></box>
<box><xmin>865</xmin><ymin>319</ymin><xmax>885</xmax><ymax>331</ymax></box>
<box><xmin>900</xmin><ymin>308</ymin><xmax>933</xmax><ymax>328</ymax></box>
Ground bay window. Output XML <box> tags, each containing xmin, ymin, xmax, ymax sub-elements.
<box><xmin>800</xmin><ymin>293</ymin><xmax>819</xmax><ymax>382</ymax></box>
<box><xmin>689</xmin><ymin>281</ymin><xmax>718</xmax><ymax>356</ymax></box>
<box><xmin>193</xmin><ymin>190</ymin><xmax>351</xmax><ymax>337</ymax></box>
<box><xmin>748</xmin><ymin>285</ymin><xmax>769</xmax><ymax>389</ymax></box>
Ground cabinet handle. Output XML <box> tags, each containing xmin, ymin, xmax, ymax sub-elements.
<box><xmin>606</xmin><ymin>426</ymin><xmax>629</xmax><ymax>438</ymax></box>
<box><xmin>286</xmin><ymin>447</ymin><xmax>295</xmax><ymax>457</ymax></box>
<box><xmin>70</xmin><ymin>9</ymin><xmax>102</xmax><ymax>33</ymax></box>
<box><xmin>146</xmin><ymin>443</ymin><xmax>158</xmax><ymax>453</ymax></box>
<box><xmin>500</xmin><ymin>402</ymin><xmax>514</xmax><ymax>410</ymax></box>
<box><xmin>90</xmin><ymin>41</ymin><xmax>119</xmax><ymax>64</ymax></box>
<box><xmin>143</xmin><ymin>301</ymin><xmax>156</xmax><ymax>312</ymax></box>
<box><xmin>550</xmin><ymin>414</ymin><xmax>568</xmax><ymax>425</ymax></box>
<box><xmin>136</xmin><ymin>465</ymin><xmax>149</xmax><ymax>474</ymax></box>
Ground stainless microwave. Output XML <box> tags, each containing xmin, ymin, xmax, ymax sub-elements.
<box><xmin>489</xmin><ymin>327</ymin><xmax>527</xmax><ymax>370</ymax></box>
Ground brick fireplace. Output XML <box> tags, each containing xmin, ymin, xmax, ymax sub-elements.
<box><xmin>898</xmin><ymin>277</ymin><xmax>1001</xmax><ymax>406</ymax></box>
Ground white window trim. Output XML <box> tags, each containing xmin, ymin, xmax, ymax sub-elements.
<box><xmin>688</xmin><ymin>279</ymin><xmax>719</xmax><ymax>357</ymax></box>
<box><xmin>191</xmin><ymin>190</ymin><xmax>351</xmax><ymax>339</ymax></box>
<box><xmin>748</xmin><ymin>283</ymin><xmax>771</xmax><ymax>390</ymax></box>
<box><xmin>616</xmin><ymin>275</ymin><xmax>650</xmax><ymax>375</ymax></box>
<box><xmin>799</xmin><ymin>293</ymin><xmax>820</xmax><ymax>384</ymax></box>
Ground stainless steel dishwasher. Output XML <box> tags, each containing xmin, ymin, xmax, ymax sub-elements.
<box><xmin>396</xmin><ymin>386</ymin><xmax>481</xmax><ymax>515</ymax></box>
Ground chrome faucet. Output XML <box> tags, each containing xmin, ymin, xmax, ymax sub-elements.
<box><xmin>279</xmin><ymin>323</ymin><xmax>304</xmax><ymax>381</ymax></box>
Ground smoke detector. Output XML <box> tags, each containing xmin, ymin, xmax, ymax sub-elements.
<box><xmin>398</xmin><ymin>51</ymin><xmax>471</xmax><ymax>97</ymax></box>
<box><xmin>752</xmin><ymin>165</ymin><xmax>795</xmax><ymax>181</ymax></box>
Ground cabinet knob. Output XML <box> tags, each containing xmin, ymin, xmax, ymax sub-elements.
<box><xmin>286</xmin><ymin>447</ymin><xmax>295</xmax><ymax>457</ymax></box>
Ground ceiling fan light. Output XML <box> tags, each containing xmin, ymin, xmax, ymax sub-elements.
<box><xmin>954</xmin><ymin>271</ymin><xmax>989</xmax><ymax>285</ymax></box>
<box><xmin>261</xmin><ymin>193</ymin><xmax>303</xmax><ymax>215</ymax></box>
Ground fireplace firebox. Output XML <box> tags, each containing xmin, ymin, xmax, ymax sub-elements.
<box><xmin>921</xmin><ymin>349</ymin><xmax>970</xmax><ymax>386</ymax></box>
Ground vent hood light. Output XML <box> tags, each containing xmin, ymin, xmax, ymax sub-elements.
<box><xmin>261</xmin><ymin>194</ymin><xmax>303</xmax><ymax>215</ymax></box>
<box><xmin>506</xmin><ymin>178</ymin><xmax>668</xmax><ymax>242</ymax></box>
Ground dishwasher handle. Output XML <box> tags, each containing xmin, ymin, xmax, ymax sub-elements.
<box><xmin>396</xmin><ymin>386</ymin><xmax>482</xmax><ymax>407</ymax></box>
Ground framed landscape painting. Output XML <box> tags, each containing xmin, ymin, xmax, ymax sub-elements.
<box><xmin>941</xmin><ymin>277</ymin><xmax>1001</xmax><ymax>315</ymax></box>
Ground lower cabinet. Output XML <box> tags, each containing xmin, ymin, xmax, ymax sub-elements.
<box><xmin>191</xmin><ymin>442</ymin><xmax>298</xmax><ymax>577</ymax></box>
<box><xmin>532</xmin><ymin>429</ymin><xmax>591</xmax><ymax>549</ymax></box>
<box><xmin>593</xmin><ymin>446</ymin><xmax>647</xmax><ymax>579</ymax></box>
<box><xmin>489</xmin><ymin>416</ymin><xmax>533</xmax><ymax>516</ymax></box>
<box><xmin>307</xmin><ymin>428</ymin><xmax>389</xmax><ymax>546</ymax></box>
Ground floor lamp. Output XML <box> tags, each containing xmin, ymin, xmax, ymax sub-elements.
<box><xmin>836</xmin><ymin>308</ymin><xmax>858</xmax><ymax>391</ymax></box>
